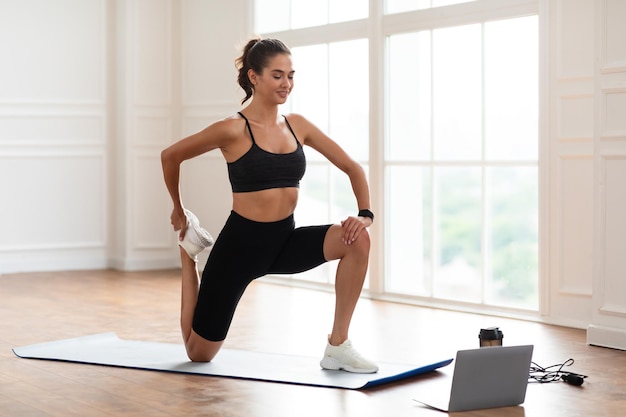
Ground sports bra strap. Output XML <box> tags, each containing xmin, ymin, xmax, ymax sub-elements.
<box><xmin>283</xmin><ymin>116</ymin><xmax>298</xmax><ymax>143</ymax></box>
<box><xmin>237</xmin><ymin>111</ymin><xmax>256</xmax><ymax>144</ymax></box>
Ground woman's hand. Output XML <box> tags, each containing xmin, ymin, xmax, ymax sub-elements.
<box><xmin>170</xmin><ymin>209</ymin><xmax>188</xmax><ymax>240</ymax></box>
<box><xmin>340</xmin><ymin>215</ymin><xmax>372</xmax><ymax>245</ymax></box>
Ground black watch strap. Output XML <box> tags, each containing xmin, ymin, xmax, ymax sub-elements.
<box><xmin>358</xmin><ymin>209</ymin><xmax>374</xmax><ymax>222</ymax></box>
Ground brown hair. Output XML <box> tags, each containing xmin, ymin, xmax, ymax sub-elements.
<box><xmin>235</xmin><ymin>38</ymin><xmax>291</xmax><ymax>105</ymax></box>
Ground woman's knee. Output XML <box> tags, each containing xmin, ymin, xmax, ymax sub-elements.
<box><xmin>186</xmin><ymin>331</ymin><xmax>224</xmax><ymax>362</ymax></box>
<box><xmin>187</xmin><ymin>348</ymin><xmax>215</xmax><ymax>363</ymax></box>
<box><xmin>324</xmin><ymin>224</ymin><xmax>371</xmax><ymax>261</ymax></box>
<box><xmin>349</xmin><ymin>227</ymin><xmax>370</xmax><ymax>259</ymax></box>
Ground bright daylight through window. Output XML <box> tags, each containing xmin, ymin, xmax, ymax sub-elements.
<box><xmin>255</xmin><ymin>0</ymin><xmax>539</xmax><ymax>312</ymax></box>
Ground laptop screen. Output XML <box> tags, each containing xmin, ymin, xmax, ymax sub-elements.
<box><xmin>448</xmin><ymin>345</ymin><xmax>534</xmax><ymax>412</ymax></box>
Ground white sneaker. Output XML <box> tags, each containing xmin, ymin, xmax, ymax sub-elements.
<box><xmin>178</xmin><ymin>209</ymin><xmax>214</xmax><ymax>261</ymax></box>
<box><xmin>320</xmin><ymin>339</ymin><xmax>379</xmax><ymax>374</ymax></box>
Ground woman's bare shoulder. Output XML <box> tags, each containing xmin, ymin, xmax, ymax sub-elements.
<box><xmin>194</xmin><ymin>113</ymin><xmax>246</xmax><ymax>144</ymax></box>
<box><xmin>283</xmin><ymin>112</ymin><xmax>326</xmax><ymax>142</ymax></box>
<box><xmin>211</xmin><ymin>113</ymin><xmax>244</xmax><ymax>133</ymax></box>
<box><xmin>283</xmin><ymin>112</ymin><xmax>316</xmax><ymax>132</ymax></box>
<box><xmin>283</xmin><ymin>112</ymin><xmax>308</xmax><ymax>124</ymax></box>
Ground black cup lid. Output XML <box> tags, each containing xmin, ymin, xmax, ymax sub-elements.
<box><xmin>479</xmin><ymin>327</ymin><xmax>504</xmax><ymax>340</ymax></box>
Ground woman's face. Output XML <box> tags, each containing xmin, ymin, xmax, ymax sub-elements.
<box><xmin>251</xmin><ymin>53</ymin><xmax>294</xmax><ymax>105</ymax></box>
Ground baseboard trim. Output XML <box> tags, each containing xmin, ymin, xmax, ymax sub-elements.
<box><xmin>108</xmin><ymin>257</ymin><xmax>180</xmax><ymax>271</ymax></box>
<box><xmin>587</xmin><ymin>324</ymin><xmax>626</xmax><ymax>351</ymax></box>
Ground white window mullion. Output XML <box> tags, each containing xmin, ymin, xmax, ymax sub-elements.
<box><xmin>430</xmin><ymin>163</ymin><xmax>439</xmax><ymax>298</ymax></box>
<box><xmin>368</xmin><ymin>0</ymin><xmax>386</xmax><ymax>295</ymax></box>
<box><xmin>480</xmin><ymin>21</ymin><xmax>488</xmax><ymax>305</ymax></box>
<box><xmin>428</xmin><ymin>26</ymin><xmax>436</xmax><ymax>298</ymax></box>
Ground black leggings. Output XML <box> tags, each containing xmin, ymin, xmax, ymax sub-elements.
<box><xmin>193</xmin><ymin>211</ymin><xmax>331</xmax><ymax>341</ymax></box>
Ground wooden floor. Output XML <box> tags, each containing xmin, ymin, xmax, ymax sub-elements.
<box><xmin>1</xmin><ymin>270</ymin><xmax>624</xmax><ymax>417</ymax></box>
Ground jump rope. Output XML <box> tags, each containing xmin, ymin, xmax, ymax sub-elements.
<box><xmin>529</xmin><ymin>358</ymin><xmax>588</xmax><ymax>386</ymax></box>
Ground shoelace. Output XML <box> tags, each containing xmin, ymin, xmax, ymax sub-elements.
<box><xmin>341</xmin><ymin>342</ymin><xmax>367</xmax><ymax>361</ymax></box>
<box><xmin>190</xmin><ymin>225</ymin><xmax>212</xmax><ymax>246</ymax></box>
<box><xmin>186</xmin><ymin>215</ymin><xmax>213</xmax><ymax>246</ymax></box>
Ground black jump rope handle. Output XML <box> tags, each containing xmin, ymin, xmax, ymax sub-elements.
<box><xmin>561</xmin><ymin>373</ymin><xmax>586</xmax><ymax>386</ymax></box>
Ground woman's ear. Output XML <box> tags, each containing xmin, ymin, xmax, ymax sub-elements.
<box><xmin>247</xmin><ymin>69</ymin><xmax>257</xmax><ymax>86</ymax></box>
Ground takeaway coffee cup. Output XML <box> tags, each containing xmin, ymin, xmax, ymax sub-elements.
<box><xmin>479</xmin><ymin>327</ymin><xmax>503</xmax><ymax>347</ymax></box>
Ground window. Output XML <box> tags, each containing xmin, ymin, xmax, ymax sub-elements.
<box><xmin>282</xmin><ymin>39</ymin><xmax>370</xmax><ymax>285</ymax></box>
<box><xmin>386</xmin><ymin>0</ymin><xmax>475</xmax><ymax>14</ymax></box>
<box><xmin>255</xmin><ymin>1</ymin><xmax>539</xmax><ymax>312</ymax></box>
<box><xmin>386</xmin><ymin>16</ymin><xmax>539</xmax><ymax>310</ymax></box>
<box><xmin>254</xmin><ymin>0</ymin><xmax>368</xmax><ymax>33</ymax></box>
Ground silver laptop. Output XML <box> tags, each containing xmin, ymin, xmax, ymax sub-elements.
<box><xmin>414</xmin><ymin>345</ymin><xmax>533</xmax><ymax>412</ymax></box>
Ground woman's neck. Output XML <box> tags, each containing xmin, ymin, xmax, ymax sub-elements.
<box><xmin>241</xmin><ymin>102</ymin><xmax>280</xmax><ymax>126</ymax></box>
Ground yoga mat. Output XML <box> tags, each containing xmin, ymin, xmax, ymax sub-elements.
<box><xmin>13</xmin><ymin>333</ymin><xmax>452</xmax><ymax>390</ymax></box>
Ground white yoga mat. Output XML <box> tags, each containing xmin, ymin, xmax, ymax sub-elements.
<box><xmin>13</xmin><ymin>333</ymin><xmax>452</xmax><ymax>390</ymax></box>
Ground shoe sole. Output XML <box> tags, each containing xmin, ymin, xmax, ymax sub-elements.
<box><xmin>178</xmin><ymin>219</ymin><xmax>214</xmax><ymax>260</ymax></box>
<box><xmin>178</xmin><ymin>239</ymin><xmax>203</xmax><ymax>258</ymax></box>
<box><xmin>319</xmin><ymin>356</ymin><xmax>378</xmax><ymax>374</ymax></box>
<box><xmin>183</xmin><ymin>209</ymin><xmax>214</xmax><ymax>246</ymax></box>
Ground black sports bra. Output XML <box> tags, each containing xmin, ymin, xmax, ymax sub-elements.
<box><xmin>227</xmin><ymin>112</ymin><xmax>306</xmax><ymax>193</ymax></box>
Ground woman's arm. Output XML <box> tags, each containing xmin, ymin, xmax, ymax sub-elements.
<box><xmin>161</xmin><ymin>118</ymin><xmax>236</xmax><ymax>233</ymax></box>
<box><xmin>290</xmin><ymin>114</ymin><xmax>372</xmax><ymax>212</ymax></box>
<box><xmin>288</xmin><ymin>114</ymin><xmax>373</xmax><ymax>242</ymax></box>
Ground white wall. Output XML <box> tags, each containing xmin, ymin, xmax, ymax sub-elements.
<box><xmin>1</xmin><ymin>0</ymin><xmax>625</xmax><ymax>348</ymax></box>
<box><xmin>546</xmin><ymin>0</ymin><xmax>626</xmax><ymax>348</ymax></box>
<box><xmin>177</xmin><ymin>0</ymin><xmax>250</xmax><ymax>267</ymax></box>
<box><xmin>588</xmin><ymin>0</ymin><xmax>626</xmax><ymax>349</ymax></box>
<box><xmin>546</xmin><ymin>0</ymin><xmax>596</xmax><ymax>329</ymax></box>
<box><xmin>0</xmin><ymin>0</ymin><xmax>109</xmax><ymax>271</ymax></box>
<box><xmin>0</xmin><ymin>0</ymin><xmax>247</xmax><ymax>272</ymax></box>
<box><xmin>109</xmin><ymin>0</ymin><xmax>246</xmax><ymax>270</ymax></box>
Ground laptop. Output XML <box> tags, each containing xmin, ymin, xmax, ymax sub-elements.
<box><xmin>414</xmin><ymin>345</ymin><xmax>533</xmax><ymax>412</ymax></box>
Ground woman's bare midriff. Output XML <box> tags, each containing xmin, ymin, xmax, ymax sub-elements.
<box><xmin>232</xmin><ymin>188</ymin><xmax>299</xmax><ymax>222</ymax></box>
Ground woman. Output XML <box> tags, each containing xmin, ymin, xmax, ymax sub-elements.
<box><xmin>161</xmin><ymin>38</ymin><xmax>377</xmax><ymax>373</ymax></box>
